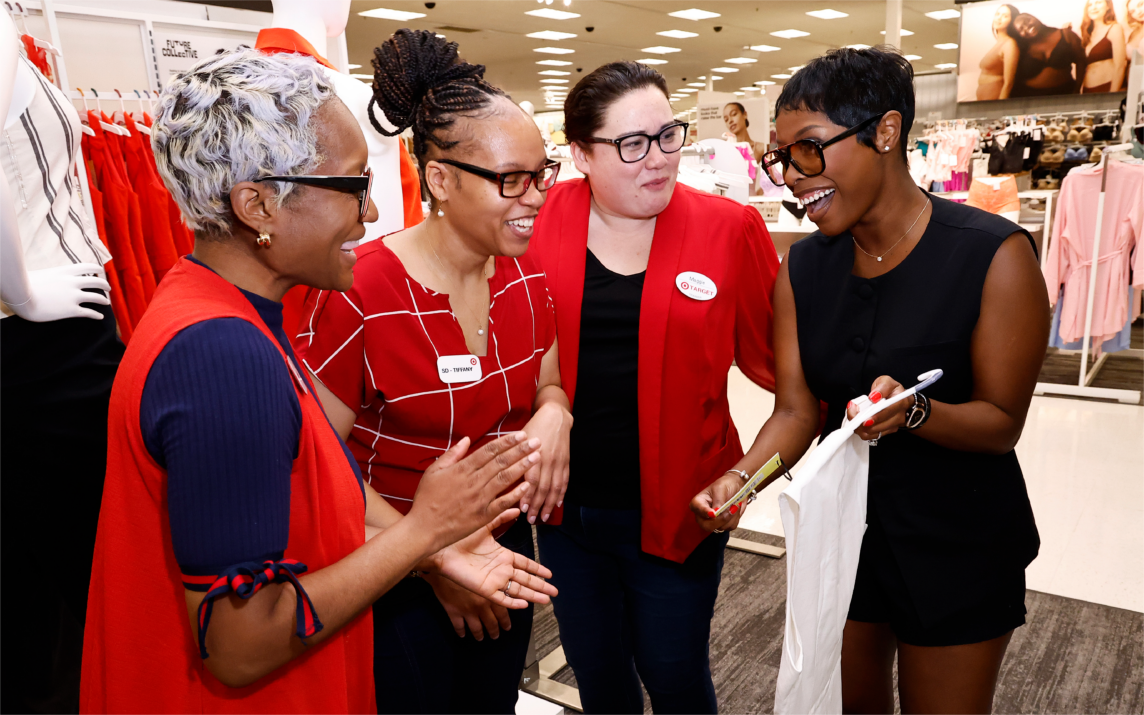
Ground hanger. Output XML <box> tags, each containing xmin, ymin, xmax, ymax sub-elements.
<box><xmin>7</xmin><ymin>2</ymin><xmax>62</xmax><ymax>56</ymax></box>
<box><xmin>91</xmin><ymin>89</ymin><xmax>129</xmax><ymax>136</ymax></box>
<box><xmin>74</xmin><ymin>88</ymin><xmax>95</xmax><ymax>137</ymax></box>
<box><xmin>131</xmin><ymin>90</ymin><xmax>151</xmax><ymax>135</ymax></box>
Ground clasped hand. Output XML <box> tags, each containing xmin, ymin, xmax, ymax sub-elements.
<box><xmin>846</xmin><ymin>375</ymin><xmax>909</xmax><ymax>442</ymax></box>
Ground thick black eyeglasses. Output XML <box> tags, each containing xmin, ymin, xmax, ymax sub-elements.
<box><xmin>256</xmin><ymin>167</ymin><xmax>373</xmax><ymax>219</ymax></box>
<box><xmin>762</xmin><ymin>113</ymin><xmax>887</xmax><ymax>186</ymax></box>
<box><xmin>436</xmin><ymin>159</ymin><xmax>561</xmax><ymax>198</ymax></box>
<box><xmin>585</xmin><ymin>122</ymin><xmax>689</xmax><ymax>163</ymax></box>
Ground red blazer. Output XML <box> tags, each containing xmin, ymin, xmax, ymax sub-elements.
<box><xmin>531</xmin><ymin>179</ymin><xmax>780</xmax><ymax>562</ymax></box>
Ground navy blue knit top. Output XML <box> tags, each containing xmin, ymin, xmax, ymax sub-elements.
<box><xmin>140</xmin><ymin>257</ymin><xmax>363</xmax><ymax>579</ymax></box>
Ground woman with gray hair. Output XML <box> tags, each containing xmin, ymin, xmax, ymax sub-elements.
<box><xmin>79</xmin><ymin>48</ymin><xmax>556</xmax><ymax>713</ymax></box>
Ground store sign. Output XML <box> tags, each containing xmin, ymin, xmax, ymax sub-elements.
<box><xmin>957</xmin><ymin>0</ymin><xmax>1143</xmax><ymax>102</ymax></box>
<box><xmin>153</xmin><ymin>28</ymin><xmax>259</xmax><ymax>83</ymax></box>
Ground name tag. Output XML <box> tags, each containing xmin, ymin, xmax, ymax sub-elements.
<box><xmin>676</xmin><ymin>271</ymin><xmax>717</xmax><ymax>301</ymax></box>
<box><xmin>437</xmin><ymin>355</ymin><xmax>482</xmax><ymax>384</ymax></box>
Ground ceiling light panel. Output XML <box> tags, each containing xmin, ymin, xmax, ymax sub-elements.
<box><xmin>739</xmin><ymin>86</ymin><xmax>760</xmax><ymax>91</ymax></box>
<box><xmin>755</xmin><ymin>80</ymin><xmax>776</xmax><ymax>85</ymax></box>
<box><xmin>657</xmin><ymin>30</ymin><xmax>698</xmax><ymax>39</ymax></box>
<box><xmin>734</xmin><ymin>92</ymin><xmax>745</xmax><ymax>95</ymax></box>
<box><xmin>772</xmin><ymin>73</ymin><xmax>792</xmax><ymax>79</ymax></box>
<box><xmin>688</xmin><ymin>82</ymin><xmax>706</xmax><ymax>87</ymax></box>
<box><xmin>525</xmin><ymin>8</ymin><xmax>579</xmax><ymax>20</ymax></box>
<box><xmin>789</xmin><ymin>65</ymin><xmax>805</xmax><ymax>71</ymax></box>
<box><xmin>534</xmin><ymin>47</ymin><xmax>575</xmax><ymax>54</ymax></box>
<box><xmin>637</xmin><ymin>58</ymin><xmax>669</xmax><ymax>65</ymax></box>
<box><xmin>540</xmin><ymin>79</ymin><xmax>569</xmax><ymax>83</ymax></box>
<box><xmin>539</xmin><ymin>70</ymin><xmax>571</xmax><ymax>75</ymax></box>
<box><xmin>904</xmin><ymin>54</ymin><xmax>922</xmax><ymax>61</ymax></box>
<box><xmin>697</xmin><ymin>75</ymin><xmax>723</xmax><ymax>80</ymax></box>
<box><xmin>358</xmin><ymin>8</ymin><xmax>426</xmax><ymax>21</ymax></box>
<box><xmin>935</xmin><ymin>62</ymin><xmax>957</xmax><ymax>69</ymax></box>
<box><xmin>527</xmin><ymin>30</ymin><xmax>577</xmax><ymax>40</ymax></box>
<box><xmin>880</xmin><ymin>29</ymin><xmax>914</xmax><ymax>36</ymax></box>
<box><xmin>346</xmin><ymin>63</ymin><xmax>361</xmax><ymax>70</ymax></box>
<box><xmin>771</xmin><ymin>29</ymin><xmax>810</xmax><ymax>39</ymax></box>
<box><xmin>711</xmin><ymin>67</ymin><xmax>738</xmax><ymax>72</ymax></box>
<box><xmin>537</xmin><ymin>59</ymin><xmax>573</xmax><ymax>66</ymax></box>
<box><xmin>934</xmin><ymin>42</ymin><xmax>958</xmax><ymax>50</ymax></box>
<box><xmin>806</xmin><ymin>9</ymin><xmax>847</xmax><ymax>19</ymax></box>
<box><xmin>642</xmin><ymin>46</ymin><xmax>682</xmax><ymax>54</ymax></box>
<box><xmin>724</xmin><ymin>57</ymin><xmax>756</xmax><ymax>64</ymax></box>
<box><xmin>846</xmin><ymin>43</ymin><xmax>871</xmax><ymax>49</ymax></box>
<box><xmin>926</xmin><ymin>9</ymin><xmax>961</xmax><ymax>20</ymax></box>
<box><xmin>749</xmin><ymin>44</ymin><xmax>781</xmax><ymax>52</ymax></box>
<box><xmin>668</xmin><ymin>8</ymin><xmax>720</xmax><ymax>21</ymax></box>
<box><xmin>678</xmin><ymin>88</ymin><xmax>698</xmax><ymax>93</ymax></box>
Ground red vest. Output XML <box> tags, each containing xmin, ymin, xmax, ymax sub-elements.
<box><xmin>530</xmin><ymin>179</ymin><xmax>780</xmax><ymax>562</ymax></box>
<box><xmin>81</xmin><ymin>258</ymin><xmax>374</xmax><ymax>714</ymax></box>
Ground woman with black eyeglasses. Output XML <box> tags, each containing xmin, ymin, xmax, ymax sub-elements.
<box><xmin>82</xmin><ymin>48</ymin><xmax>558</xmax><ymax>713</ymax></box>
<box><xmin>693</xmin><ymin>47</ymin><xmax>1045</xmax><ymax>714</ymax></box>
<box><xmin>529</xmin><ymin>61</ymin><xmax>780</xmax><ymax>714</ymax></box>
<box><xmin>297</xmin><ymin>30</ymin><xmax>570</xmax><ymax>714</ymax></box>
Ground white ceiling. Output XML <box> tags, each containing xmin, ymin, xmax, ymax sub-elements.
<box><xmin>344</xmin><ymin>1</ymin><xmax>963</xmax><ymax>112</ymax></box>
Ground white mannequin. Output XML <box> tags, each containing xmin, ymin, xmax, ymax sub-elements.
<box><xmin>0</xmin><ymin>11</ymin><xmax>110</xmax><ymax>321</ymax></box>
<box><xmin>270</xmin><ymin>0</ymin><xmax>406</xmax><ymax>240</ymax></box>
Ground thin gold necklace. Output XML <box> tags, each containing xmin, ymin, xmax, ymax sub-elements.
<box><xmin>853</xmin><ymin>197</ymin><xmax>931</xmax><ymax>263</ymax></box>
<box><xmin>426</xmin><ymin>236</ymin><xmax>489</xmax><ymax>337</ymax></box>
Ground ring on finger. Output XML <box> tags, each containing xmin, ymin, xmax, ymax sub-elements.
<box><xmin>503</xmin><ymin>580</ymin><xmax>513</xmax><ymax>596</ymax></box>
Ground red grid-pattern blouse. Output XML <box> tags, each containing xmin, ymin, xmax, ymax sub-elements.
<box><xmin>298</xmin><ymin>240</ymin><xmax>555</xmax><ymax>512</ymax></box>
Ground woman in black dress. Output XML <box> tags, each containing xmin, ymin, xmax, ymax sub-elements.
<box><xmin>691</xmin><ymin>47</ymin><xmax>1046</xmax><ymax>714</ymax></box>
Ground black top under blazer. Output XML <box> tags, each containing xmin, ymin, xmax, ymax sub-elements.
<box><xmin>787</xmin><ymin>194</ymin><xmax>1040</xmax><ymax>626</ymax></box>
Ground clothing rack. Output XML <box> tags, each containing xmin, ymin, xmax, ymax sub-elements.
<box><xmin>1035</xmin><ymin>143</ymin><xmax>1143</xmax><ymax>404</ymax></box>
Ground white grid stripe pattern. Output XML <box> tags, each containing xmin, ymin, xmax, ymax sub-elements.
<box><xmin>405</xmin><ymin>277</ymin><xmax>455</xmax><ymax>451</ymax></box>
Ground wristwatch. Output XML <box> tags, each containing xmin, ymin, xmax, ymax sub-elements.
<box><xmin>903</xmin><ymin>392</ymin><xmax>931</xmax><ymax>430</ymax></box>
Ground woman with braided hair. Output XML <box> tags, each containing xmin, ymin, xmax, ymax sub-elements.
<box><xmin>298</xmin><ymin>29</ymin><xmax>570</xmax><ymax>714</ymax></box>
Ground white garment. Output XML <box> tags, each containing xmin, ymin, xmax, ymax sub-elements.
<box><xmin>1</xmin><ymin>57</ymin><xmax>109</xmax><ymax>318</ymax></box>
<box><xmin>773</xmin><ymin>414</ymin><xmax>870</xmax><ymax>715</ymax></box>
<box><xmin>775</xmin><ymin>373</ymin><xmax>940</xmax><ymax>715</ymax></box>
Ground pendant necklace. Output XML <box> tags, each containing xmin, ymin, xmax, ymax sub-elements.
<box><xmin>853</xmin><ymin>197</ymin><xmax>931</xmax><ymax>262</ymax></box>
<box><xmin>428</xmin><ymin>238</ymin><xmax>489</xmax><ymax>337</ymax></box>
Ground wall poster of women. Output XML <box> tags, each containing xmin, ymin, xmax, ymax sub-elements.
<box><xmin>957</xmin><ymin>0</ymin><xmax>1144</xmax><ymax>101</ymax></box>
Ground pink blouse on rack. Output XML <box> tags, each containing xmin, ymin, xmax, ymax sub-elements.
<box><xmin>1043</xmin><ymin>160</ymin><xmax>1144</xmax><ymax>345</ymax></box>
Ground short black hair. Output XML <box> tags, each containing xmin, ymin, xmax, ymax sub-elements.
<box><xmin>565</xmin><ymin>61</ymin><xmax>670</xmax><ymax>145</ymax></box>
<box><xmin>775</xmin><ymin>46</ymin><xmax>914</xmax><ymax>163</ymax></box>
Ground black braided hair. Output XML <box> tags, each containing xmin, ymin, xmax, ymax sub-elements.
<box><xmin>369</xmin><ymin>29</ymin><xmax>505</xmax><ymax>164</ymax></box>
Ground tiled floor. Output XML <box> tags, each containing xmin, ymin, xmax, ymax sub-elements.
<box><xmin>728</xmin><ymin>367</ymin><xmax>1144</xmax><ymax>613</ymax></box>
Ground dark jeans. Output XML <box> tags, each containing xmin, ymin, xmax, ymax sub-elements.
<box><xmin>373</xmin><ymin>517</ymin><xmax>535</xmax><ymax>714</ymax></box>
<box><xmin>1</xmin><ymin>301</ymin><xmax>123</xmax><ymax>714</ymax></box>
<box><xmin>536</xmin><ymin>505</ymin><xmax>729</xmax><ymax>714</ymax></box>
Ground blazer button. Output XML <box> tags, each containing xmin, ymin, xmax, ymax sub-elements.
<box><xmin>857</xmin><ymin>284</ymin><xmax>874</xmax><ymax>299</ymax></box>
<box><xmin>851</xmin><ymin>336</ymin><xmax>866</xmax><ymax>352</ymax></box>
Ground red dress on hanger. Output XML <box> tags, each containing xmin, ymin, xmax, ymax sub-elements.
<box><xmin>79</xmin><ymin>139</ymin><xmax>133</xmax><ymax>342</ymax></box>
<box><xmin>122</xmin><ymin>116</ymin><xmax>179</xmax><ymax>283</ymax></box>
<box><xmin>140</xmin><ymin>112</ymin><xmax>197</xmax><ymax>257</ymax></box>
<box><xmin>85</xmin><ymin>113</ymin><xmax>149</xmax><ymax>327</ymax></box>
<box><xmin>101</xmin><ymin>112</ymin><xmax>157</xmax><ymax>303</ymax></box>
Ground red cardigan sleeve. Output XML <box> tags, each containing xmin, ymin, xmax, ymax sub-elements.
<box><xmin>733</xmin><ymin>204</ymin><xmax>780</xmax><ymax>392</ymax></box>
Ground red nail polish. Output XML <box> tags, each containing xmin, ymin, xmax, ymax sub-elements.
<box><xmin>864</xmin><ymin>419</ymin><xmax>874</xmax><ymax>427</ymax></box>
<box><xmin>707</xmin><ymin>510</ymin><xmax>716</xmax><ymax>518</ymax></box>
<box><xmin>847</xmin><ymin>401</ymin><xmax>854</xmax><ymax>410</ymax></box>
<box><xmin>870</xmin><ymin>391</ymin><xmax>882</xmax><ymax>402</ymax></box>
<box><xmin>729</xmin><ymin>504</ymin><xmax>739</xmax><ymax>515</ymax></box>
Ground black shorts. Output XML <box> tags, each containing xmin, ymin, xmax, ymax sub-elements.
<box><xmin>847</xmin><ymin>518</ymin><xmax>1027</xmax><ymax>647</ymax></box>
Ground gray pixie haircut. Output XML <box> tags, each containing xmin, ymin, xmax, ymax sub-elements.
<box><xmin>152</xmin><ymin>47</ymin><xmax>336</xmax><ymax>236</ymax></box>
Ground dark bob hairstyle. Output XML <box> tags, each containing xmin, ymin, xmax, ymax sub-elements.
<box><xmin>775</xmin><ymin>46</ymin><xmax>914</xmax><ymax>163</ymax></box>
<box><xmin>564</xmin><ymin>60</ymin><xmax>670</xmax><ymax>145</ymax></box>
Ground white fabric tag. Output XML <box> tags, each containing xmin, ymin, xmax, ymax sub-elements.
<box><xmin>676</xmin><ymin>272</ymin><xmax>718</xmax><ymax>301</ymax></box>
<box><xmin>437</xmin><ymin>355</ymin><xmax>483</xmax><ymax>384</ymax></box>
<box><xmin>1023</xmin><ymin>147</ymin><xmax>1030</xmax><ymax>159</ymax></box>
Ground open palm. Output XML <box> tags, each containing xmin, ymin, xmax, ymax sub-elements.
<box><xmin>434</xmin><ymin>510</ymin><xmax>558</xmax><ymax>609</ymax></box>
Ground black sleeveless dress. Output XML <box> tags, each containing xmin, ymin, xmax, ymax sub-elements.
<box><xmin>787</xmin><ymin>195</ymin><xmax>1040</xmax><ymax>638</ymax></box>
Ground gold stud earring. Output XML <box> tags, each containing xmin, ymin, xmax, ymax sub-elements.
<box><xmin>257</xmin><ymin>231</ymin><xmax>272</xmax><ymax>248</ymax></box>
